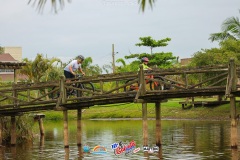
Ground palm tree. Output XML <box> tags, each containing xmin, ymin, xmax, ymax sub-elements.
<box><xmin>20</xmin><ymin>53</ymin><xmax>61</xmax><ymax>82</ymax></box>
<box><xmin>81</xmin><ymin>57</ymin><xmax>102</xmax><ymax>76</ymax></box>
<box><xmin>28</xmin><ymin>0</ymin><xmax>155</xmax><ymax>13</ymax></box>
<box><xmin>209</xmin><ymin>16</ymin><xmax>240</xmax><ymax>42</ymax></box>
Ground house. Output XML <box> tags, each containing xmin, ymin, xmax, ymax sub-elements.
<box><xmin>180</xmin><ymin>58</ymin><xmax>192</xmax><ymax>66</ymax></box>
<box><xmin>0</xmin><ymin>53</ymin><xmax>25</xmax><ymax>81</ymax></box>
<box><xmin>3</xmin><ymin>46</ymin><xmax>22</xmax><ymax>61</ymax></box>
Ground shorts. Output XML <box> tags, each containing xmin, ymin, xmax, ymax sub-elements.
<box><xmin>64</xmin><ymin>70</ymin><xmax>75</xmax><ymax>79</ymax></box>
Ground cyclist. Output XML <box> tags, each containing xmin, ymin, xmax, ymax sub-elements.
<box><xmin>63</xmin><ymin>55</ymin><xmax>85</xmax><ymax>95</ymax></box>
<box><xmin>141</xmin><ymin>57</ymin><xmax>152</xmax><ymax>70</ymax></box>
<box><xmin>131</xmin><ymin>57</ymin><xmax>152</xmax><ymax>91</ymax></box>
<box><xmin>64</xmin><ymin>55</ymin><xmax>85</xmax><ymax>80</ymax></box>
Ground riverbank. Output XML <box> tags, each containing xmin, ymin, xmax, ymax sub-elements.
<box><xmin>43</xmin><ymin>98</ymin><xmax>239</xmax><ymax>121</ymax></box>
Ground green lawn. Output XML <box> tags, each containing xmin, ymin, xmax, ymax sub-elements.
<box><xmin>41</xmin><ymin>97</ymin><xmax>240</xmax><ymax>121</ymax></box>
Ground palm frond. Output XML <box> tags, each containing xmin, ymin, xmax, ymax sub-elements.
<box><xmin>138</xmin><ymin>0</ymin><xmax>156</xmax><ymax>12</ymax></box>
<box><xmin>28</xmin><ymin>0</ymin><xmax>71</xmax><ymax>13</ymax></box>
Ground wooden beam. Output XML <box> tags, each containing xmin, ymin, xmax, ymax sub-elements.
<box><xmin>155</xmin><ymin>102</ymin><xmax>161</xmax><ymax>147</ymax></box>
<box><xmin>230</xmin><ymin>95</ymin><xmax>238</xmax><ymax>149</ymax></box>
<box><xmin>63</xmin><ymin>110</ymin><xmax>69</xmax><ymax>148</ymax></box>
<box><xmin>142</xmin><ymin>103</ymin><xmax>148</xmax><ymax>147</ymax></box>
<box><xmin>11</xmin><ymin>116</ymin><xmax>16</xmax><ymax>146</ymax></box>
<box><xmin>77</xmin><ymin>109</ymin><xmax>82</xmax><ymax>147</ymax></box>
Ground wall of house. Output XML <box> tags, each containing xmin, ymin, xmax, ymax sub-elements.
<box><xmin>3</xmin><ymin>47</ymin><xmax>22</xmax><ymax>61</ymax></box>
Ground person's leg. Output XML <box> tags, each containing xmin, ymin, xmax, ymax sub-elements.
<box><xmin>64</xmin><ymin>71</ymin><xmax>75</xmax><ymax>94</ymax></box>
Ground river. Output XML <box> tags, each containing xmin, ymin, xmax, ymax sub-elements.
<box><xmin>0</xmin><ymin>119</ymin><xmax>239</xmax><ymax>160</ymax></box>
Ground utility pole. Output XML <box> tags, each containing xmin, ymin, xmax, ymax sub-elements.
<box><xmin>112</xmin><ymin>44</ymin><xmax>115</xmax><ymax>73</ymax></box>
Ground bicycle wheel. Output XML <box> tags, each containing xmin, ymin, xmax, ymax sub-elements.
<box><xmin>49</xmin><ymin>86</ymin><xmax>60</xmax><ymax>99</ymax></box>
<box><xmin>77</xmin><ymin>82</ymin><xmax>95</xmax><ymax>97</ymax></box>
<box><xmin>150</xmin><ymin>76</ymin><xmax>165</xmax><ymax>90</ymax></box>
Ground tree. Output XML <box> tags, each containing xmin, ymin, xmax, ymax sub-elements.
<box><xmin>19</xmin><ymin>53</ymin><xmax>61</xmax><ymax>82</ymax></box>
<box><xmin>0</xmin><ymin>46</ymin><xmax>4</xmax><ymax>54</ymax></box>
<box><xmin>125</xmin><ymin>52</ymin><xmax>176</xmax><ymax>69</ymax></box>
<box><xmin>115</xmin><ymin>58</ymin><xmax>139</xmax><ymax>72</ymax></box>
<box><xmin>138</xmin><ymin>0</ymin><xmax>156</xmax><ymax>12</ymax></box>
<box><xmin>81</xmin><ymin>57</ymin><xmax>102</xmax><ymax>76</ymax></box>
<box><xmin>209</xmin><ymin>16</ymin><xmax>240</xmax><ymax>42</ymax></box>
<box><xmin>135</xmin><ymin>36</ymin><xmax>171</xmax><ymax>54</ymax></box>
<box><xmin>190</xmin><ymin>39</ymin><xmax>240</xmax><ymax>67</ymax></box>
<box><xmin>28</xmin><ymin>0</ymin><xmax>156</xmax><ymax>13</ymax></box>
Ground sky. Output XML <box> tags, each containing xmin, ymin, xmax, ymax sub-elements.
<box><xmin>0</xmin><ymin>0</ymin><xmax>240</xmax><ymax>67</ymax></box>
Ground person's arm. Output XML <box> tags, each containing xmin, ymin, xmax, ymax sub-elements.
<box><xmin>79</xmin><ymin>68</ymin><xmax>85</xmax><ymax>75</ymax></box>
<box><xmin>68</xmin><ymin>65</ymin><xmax>76</xmax><ymax>75</ymax></box>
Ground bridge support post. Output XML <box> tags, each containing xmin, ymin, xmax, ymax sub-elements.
<box><xmin>142</xmin><ymin>103</ymin><xmax>148</xmax><ymax>147</ymax></box>
<box><xmin>10</xmin><ymin>116</ymin><xmax>16</xmax><ymax>146</ymax></box>
<box><xmin>226</xmin><ymin>58</ymin><xmax>238</xmax><ymax>149</ymax></box>
<box><xmin>34</xmin><ymin>114</ymin><xmax>45</xmax><ymax>137</ymax></box>
<box><xmin>60</xmin><ymin>76</ymin><xmax>67</xmax><ymax>104</ymax></box>
<box><xmin>63</xmin><ymin>110</ymin><xmax>69</xmax><ymax>148</ymax></box>
<box><xmin>77</xmin><ymin>109</ymin><xmax>82</xmax><ymax>147</ymax></box>
<box><xmin>155</xmin><ymin>102</ymin><xmax>162</xmax><ymax>147</ymax></box>
<box><xmin>230</xmin><ymin>95</ymin><xmax>238</xmax><ymax>149</ymax></box>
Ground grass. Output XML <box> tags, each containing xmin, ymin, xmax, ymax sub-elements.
<box><xmin>41</xmin><ymin>97</ymin><xmax>240</xmax><ymax>121</ymax></box>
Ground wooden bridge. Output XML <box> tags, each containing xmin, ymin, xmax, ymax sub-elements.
<box><xmin>0</xmin><ymin>59</ymin><xmax>239</xmax><ymax>153</ymax></box>
<box><xmin>0</xmin><ymin>60</ymin><xmax>238</xmax><ymax>114</ymax></box>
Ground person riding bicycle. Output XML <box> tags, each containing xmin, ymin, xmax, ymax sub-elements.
<box><xmin>63</xmin><ymin>55</ymin><xmax>85</xmax><ymax>95</ymax></box>
<box><xmin>131</xmin><ymin>57</ymin><xmax>152</xmax><ymax>91</ymax></box>
<box><xmin>141</xmin><ymin>57</ymin><xmax>152</xmax><ymax>70</ymax></box>
<box><xmin>64</xmin><ymin>55</ymin><xmax>85</xmax><ymax>79</ymax></box>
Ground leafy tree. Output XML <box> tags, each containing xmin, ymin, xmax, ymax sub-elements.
<box><xmin>81</xmin><ymin>57</ymin><xmax>102</xmax><ymax>76</ymax></box>
<box><xmin>188</xmin><ymin>39</ymin><xmax>240</xmax><ymax>87</ymax></box>
<box><xmin>115</xmin><ymin>58</ymin><xmax>139</xmax><ymax>72</ymax></box>
<box><xmin>125</xmin><ymin>52</ymin><xmax>176</xmax><ymax>69</ymax></box>
<box><xmin>190</xmin><ymin>39</ymin><xmax>240</xmax><ymax>67</ymax></box>
<box><xmin>0</xmin><ymin>46</ymin><xmax>4</xmax><ymax>54</ymax></box>
<box><xmin>135</xmin><ymin>36</ymin><xmax>171</xmax><ymax>54</ymax></box>
<box><xmin>118</xmin><ymin>36</ymin><xmax>176</xmax><ymax>70</ymax></box>
<box><xmin>19</xmin><ymin>53</ymin><xmax>61</xmax><ymax>82</ymax></box>
<box><xmin>209</xmin><ymin>15</ymin><xmax>240</xmax><ymax>42</ymax></box>
<box><xmin>102</xmin><ymin>64</ymin><xmax>112</xmax><ymax>74</ymax></box>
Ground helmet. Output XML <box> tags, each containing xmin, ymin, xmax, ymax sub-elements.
<box><xmin>77</xmin><ymin>55</ymin><xmax>85</xmax><ymax>61</ymax></box>
<box><xmin>141</xmin><ymin>57</ymin><xmax>149</xmax><ymax>62</ymax></box>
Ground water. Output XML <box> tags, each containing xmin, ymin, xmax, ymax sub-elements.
<box><xmin>0</xmin><ymin>119</ymin><xmax>239</xmax><ymax>160</ymax></box>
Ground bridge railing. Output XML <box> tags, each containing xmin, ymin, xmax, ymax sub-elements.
<box><xmin>0</xmin><ymin>81</ymin><xmax>59</xmax><ymax>110</ymax></box>
<box><xmin>0</xmin><ymin>59</ymin><xmax>239</xmax><ymax>111</ymax></box>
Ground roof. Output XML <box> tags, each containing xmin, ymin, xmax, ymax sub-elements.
<box><xmin>0</xmin><ymin>53</ymin><xmax>26</xmax><ymax>69</ymax></box>
<box><xmin>0</xmin><ymin>53</ymin><xmax>17</xmax><ymax>62</ymax></box>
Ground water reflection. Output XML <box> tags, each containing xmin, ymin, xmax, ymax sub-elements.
<box><xmin>1</xmin><ymin>119</ymin><xmax>240</xmax><ymax>159</ymax></box>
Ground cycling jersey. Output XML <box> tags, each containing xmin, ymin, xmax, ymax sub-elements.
<box><xmin>64</xmin><ymin>60</ymin><xmax>82</xmax><ymax>72</ymax></box>
<box><xmin>142</xmin><ymin>63</ymin><xmax>150</xmax><ymax>70</ymax></box>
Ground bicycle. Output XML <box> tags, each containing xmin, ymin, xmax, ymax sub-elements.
<box><xmin>124</xmin><ymin>74</ymin><xmax>172</xmax><ymax>92</ymax></box>
<box><xmin>50</xmin><ymin>74</ymin><xmax>95</xmax><ymax>99</ymax></box>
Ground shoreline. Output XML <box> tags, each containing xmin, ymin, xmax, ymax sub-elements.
<box><xmin>88</xmin><ymin>117</ymin><xmax>230</xmax><ymax>121</ymax></box>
